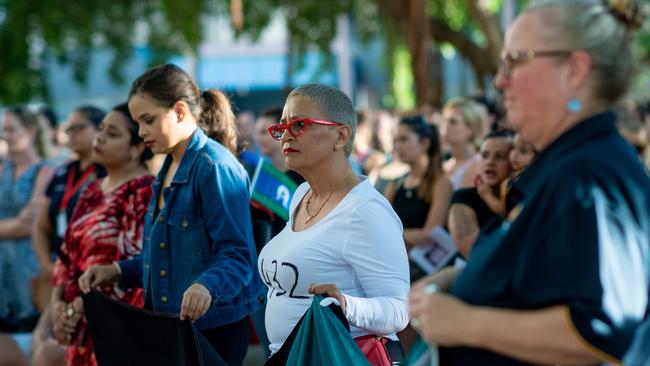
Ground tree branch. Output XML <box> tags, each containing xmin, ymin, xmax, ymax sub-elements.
<box><xmin>463</xmin><ymin>0</ymin><xmax>503</xmax><ymax>62</ymax></box>
<box><xmin>429</xmin><ymin>17</ymin><xmax>497</xmax><ymax>90</ymax></box>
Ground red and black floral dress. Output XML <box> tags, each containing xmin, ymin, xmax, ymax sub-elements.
<box><xmin>53</xmin><ymin>175</ymin><xmax>154</xmax><ymax>366</ymax></box>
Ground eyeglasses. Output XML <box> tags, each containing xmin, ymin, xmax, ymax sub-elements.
<box><xmin>498</xmin><ymin>50</ymin><xmax>573</xmax><ymax>77</ymax></box>
<box><xmin>267</xmin><ymin>118</ymin><xmax>344</xmax><ymax>140</ymax></box>
<box><xmin>64</xmin><ymin>123</ymin><xmax>91</xmax><ymax>135</ymax></box>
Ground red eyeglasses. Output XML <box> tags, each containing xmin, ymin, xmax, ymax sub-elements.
<box><xmin>267</xmin><ymin>118</ymin><xmax>344</xmax><ymax>140</ymax></box>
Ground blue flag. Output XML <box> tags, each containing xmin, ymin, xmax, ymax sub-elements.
<box><xmin>250</xmin><ymin>157</ymin><xmax>298</xmax><ymax>221</ymax></box>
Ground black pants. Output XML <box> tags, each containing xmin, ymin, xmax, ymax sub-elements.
<box><xmin>201</xmin><ymin>316</ymin><xmax>250</xmax><ymax>366</ymax></box>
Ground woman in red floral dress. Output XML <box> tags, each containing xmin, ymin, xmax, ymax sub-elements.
<box><xmin>51</xmin><ymin>104</ymin><xmax>154</xmax><ymax>366</ymax></box>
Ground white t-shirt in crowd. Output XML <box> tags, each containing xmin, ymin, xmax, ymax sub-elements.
<box><xmin>259</xmin><ymin>178</ymin><xmax>410</xmax><ymax>354</ymax></box>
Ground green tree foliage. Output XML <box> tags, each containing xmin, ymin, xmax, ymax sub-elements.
<box><xmin>0</xmin><ymin>0</ymin><xmax>210</xmax><ymax>104</ymax></box>
<box><xmin>231</xmin><ymin>0</ymin><xmax>354</xmax><ymax>86</ymax></box>
<box><xmin>1</xmin><ymin>0</ymin><xmax>648</xmax><ymax>106</ymax></box>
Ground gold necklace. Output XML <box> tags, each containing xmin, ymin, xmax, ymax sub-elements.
<box><xmin>304</xmin><ymin>190</ymin><xmax>334</xmax><ymax>224</ymax></box>
<box><xmin>303</xmin><ymin>171</ymin><xmax>354</xmax><ymax>224</ymax></box>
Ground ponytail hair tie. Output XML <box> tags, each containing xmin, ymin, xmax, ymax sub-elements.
<box><xmin>607</xmin><ymin>0</ymin><xmax>646</xmax><ymax>31</ymax></box>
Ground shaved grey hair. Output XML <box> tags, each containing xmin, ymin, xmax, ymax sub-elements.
<box><xmin>288</xmin><ymin>84</ymin><xmax>357</xmax><ymax>156</ymax></box>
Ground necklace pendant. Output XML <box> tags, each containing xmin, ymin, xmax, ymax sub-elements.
<box><xmin>305</xmin><ymin>216</ymin><xmax>312</xmax><ymax>224</ymax></box>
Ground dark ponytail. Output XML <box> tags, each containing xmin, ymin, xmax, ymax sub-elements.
<box><xmin>129</xmin><ymin>63</ymin><xmax>238</xmax><ymax>154</ymax></box>
<box><xmin>200</xmin><ymin>90</ymin><xmax>238</xmax><ymax>155</ymax></box>
<box><xmin>399</xmin><ymin>115</ymin><xmax>443</xmax><ymax>204</ymax></box>
<box><xmin>420</xmin><ymin>123</ymin><xmax>443</xmax><ymax>204</ymax></box>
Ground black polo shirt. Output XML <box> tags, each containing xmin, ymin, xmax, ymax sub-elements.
<box><xmin>441</xmin><ymin>112</ymin><xmax>650</xmax><ymax>365</ymax></box>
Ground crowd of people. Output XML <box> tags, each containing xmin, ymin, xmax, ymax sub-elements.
<box><xmin>0</xmin><ymin>0</ymin><xmax>649</xmax><ymax>365</ymax></box>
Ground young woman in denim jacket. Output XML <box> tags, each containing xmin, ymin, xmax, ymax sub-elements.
<box><xmin>79</xmin><ymin>64</ymin><xmax>265</xmax><ymax>365</ymax></box>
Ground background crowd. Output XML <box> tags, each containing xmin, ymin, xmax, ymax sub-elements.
<box><xmin>1</xmin><ymin>94</ymin><xmax>648</xmax><ymax>366</ymax></box>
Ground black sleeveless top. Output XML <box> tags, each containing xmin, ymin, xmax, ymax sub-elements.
<box><xmin>391</xmin><ymin>179</ymin><xmax>431</xmax><ymax>282</ymax></box>
<box><xmin>391</xmin><ymin>182</ymin><xmax>430</xmax><ymax>229</ymax></box>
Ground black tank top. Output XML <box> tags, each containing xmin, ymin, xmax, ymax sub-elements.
<box><xmin>392</xmin><ymin>180</ymin><xmax>430</xmax><ymax>228</ymax></box>
<box><xmin>391</xmin><ymin>179</ymin><xmax>432</xmax><ymax>282</ymax></box>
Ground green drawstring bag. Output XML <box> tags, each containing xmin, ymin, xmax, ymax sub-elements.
<box><xmin>283</xmin><ymin>295</ymin><xmax>371</xmax><ymax>366</ymax></box>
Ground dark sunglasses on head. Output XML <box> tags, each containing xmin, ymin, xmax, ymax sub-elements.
<box><xmin>267</xmin><ymin>118</ymin><xmax>344</xmax><ymax>140</ymax></box>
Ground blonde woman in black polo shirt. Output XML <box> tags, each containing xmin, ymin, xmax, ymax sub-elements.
<box><xmin>410</xmin><ymin>1</ymin><xmax>650</xmax><ymax>365</ymax></box>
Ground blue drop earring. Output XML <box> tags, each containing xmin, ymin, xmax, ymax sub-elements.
<box><xmin>567</xmin><ymin>99</ymin><xmax>582</xmax><ymax>113</ymax></box>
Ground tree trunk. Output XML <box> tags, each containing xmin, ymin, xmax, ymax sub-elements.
<box><xmin>430</xmin><ymin>46</ymin><xmax>444</xmax><ymax>106</ymax></box>
<box><xmin>404</xmin><ymin>0</ymin><xmax>435</xmax><ymax>108</ymax></box>
<box><xmin>463</xmin><ymin>0</ymin><xmax>503</xmax><ymax>66</ymax></box>
<box><xmin>377</xmin><ymin>0</ymin><xmax>436</xmax><ymax>109</ymax></box>
<box><xmin>284</xmin><ymin>3</ymin><xmax>294</xmax><ymax>98</ymax></box>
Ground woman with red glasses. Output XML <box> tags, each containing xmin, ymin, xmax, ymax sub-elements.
<box><xmin>259</xmin><ymin>84</ymin><xmax>410</xmax><ymax>363</ymax></box>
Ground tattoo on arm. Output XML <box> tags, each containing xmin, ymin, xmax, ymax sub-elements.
<box><xmin>449</xmin><ymin>204</ymin><xmax>479</xmax><ymax>240</ymax></box>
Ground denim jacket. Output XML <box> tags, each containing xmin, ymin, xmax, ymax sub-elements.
<box><xmin>121</xmin><ymin>128</ymin><xmax>266</xmax><ymax>329</ymax></box>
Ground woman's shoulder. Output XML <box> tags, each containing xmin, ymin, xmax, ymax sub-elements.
<box><xmin>434</xmin><ymin>174</ymin><xmax>454</xmax><ymax>192</ymax></box>
<box><xmin>542</xmin><ymin>141</ymin><xmax>643</xmax><ymax>189</ymax></box>
<box><xmin>110</xmin><ymin>175</ymin><xmax>154</xmax><ymax>210</ymax></box>
<box><xmin>199</xmin><ymin>138</ymin><xmax>239</xmax><ymax>165</ymax></box>
<box><xmin>294</xmin><ymin>181</ymin><xmax>310</xmax><ymax>195</ymax></box>
<box><xmin>347</xmin><ymin>180</ymin><xmax>402</xmax><ymax>223</ymax></box>
<box><xmin>51</xmin><ymin>159</ymin><xmax>76</xmax><ymax>177</ymax></box>
<box><xmin>34</xmin><ymin>161</ymin><xmax>54</xmax><ymax>181</ymax></box>
<box><xmin>72</xmin><ymin>179</ymin><xmax>104</xmax><ymax>214</ymax></box>
<box><xmin>341</xmin><ymin>182</ymin><xmax>405</xmax><ymax>252</ymax></box>
<box><xmin>196</xmin><ymin>141</ymin><xmax>248</xmax><ymax>179</ymax></box>
<box><xmin>79</xmin><ymin>178</ymin><xmax>104</xmax><ymax>198</ymax></box>
<box><xmin>451</xmin><ymin>187</ymin><xmax>480</xmax><ymax>206</ymax></box>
